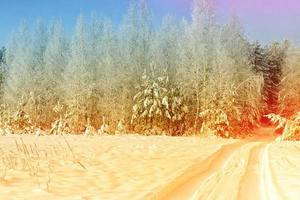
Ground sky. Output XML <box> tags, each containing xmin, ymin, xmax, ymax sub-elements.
<box><xmin>0</xmin><ymin>0</ymin><xmax>299</xmax><ymax>46</ymax></box>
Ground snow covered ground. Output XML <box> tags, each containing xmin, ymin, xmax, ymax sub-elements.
<box><xmin>0</xmin><ymin>134</ymin><xmax>298</xmax><ymax>199</ymax></box>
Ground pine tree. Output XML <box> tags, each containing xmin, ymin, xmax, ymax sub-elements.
<box><xmin>0</xmin><ymin>47</ymin><xmax>6</xmax><ymax>103</ymax></box>
<box><xmin>132</xmin><ymin>64</ymin><xmax>188</xmax><ymax>135</ymax></box>
<box><xmin>250</xmin><ymin>42</ymin><xmax>266</xmax><ymax>73</ymax></box>
<box><xmin>131</xmin><ymin>64</ymin><xmax>167</xmax><ymax>130</ymax></box>
<box><xmin>263</xmin><ymin>42</ymin><xmax>288</xmax><ymax>114</ymax></box>
<box><xmin>250</xmin><ymin>42</ymin><xmax>288</xmax><ymax>115</ymax></box>
<box><xmin>0</xmin><ymin>47</ymin><xmax>5</xmax><ymax>65</ymax></box>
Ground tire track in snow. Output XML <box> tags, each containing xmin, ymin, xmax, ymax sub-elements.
<box><xmin>148</xmin><ymin>139</ymin><xmax>286</xmax><ymax>200</ymax></box>
<box><xmin>261</xmin><ymin>144</ymin><xmax>286</xmax><ymax>200</ymax></box>
<box><xmin>190</xmin><ymin>142</ymin><xmax>263</xmax><ymax>200</ymax></box>
<box><xmin>147</xmin><ymin>141</ymin><xmax>248</xmax><ymax>200</ymax></box>
<box><xmin>237</xmin><ymin>142</ymin><xmax>266</xmax><ymax>200</ymax></box>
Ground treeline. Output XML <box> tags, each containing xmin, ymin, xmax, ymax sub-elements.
<box><xmin>0</xmin><ymin>0</ymin><xmax>293</xmax><ymax>136</ymax></box>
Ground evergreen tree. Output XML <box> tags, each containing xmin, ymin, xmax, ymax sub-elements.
<box><xmin>263</xmin><ymin>42</ymin><xmax>288</xmax><ymax>114</ymax></box>
<box><xmin>250</xmin><ymin>42</ymin><xmax>266</xmax><ymax>73</ymax></box>
<box><xmin>131</xmin><ymin>65</ymin><xmax>168</xmax><ymax>129</ymax></box>
<box><xmin>250</xmin><ymin>41</ymin><xmax>288</xmax><ymax>115</ymax></box>
<box><xmin>0</xmin><ymin>47</ymin><xmax>5</xmax><ymax>65</ymax></box>
<box><xmin>0</xmin><ymin>47</ymin><xmax>6</xmax><ymax>103</ymax></box>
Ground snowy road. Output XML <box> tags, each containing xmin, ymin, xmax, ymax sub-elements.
<box><xmin>148</xmin><ymin>128</ymin><xmax>287</xmax><ymax>200</ymax></box>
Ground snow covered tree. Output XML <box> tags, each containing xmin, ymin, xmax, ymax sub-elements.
<box><xmin>250</xmin><ymin>42</ymin><xmax>266</xmax><ymax>73</ymax></box>
<box><xmin>250</xmin><ymin>41</ymin><xmax>288</xmax><ymax>115</ymax></box>
<box><xmin>44</xmin><ymin>21</ymin><xmax>69</xmax><ymax>126</ymax></box>
<box><xmin>221</xmin><ymin>15</ymin><xmax>248</xmax><ymax>62</ymax></box>
<box><xmin>132</xmin><ymin>64</ymin><xmax>188</xmax><ymax>135</ymax></box>
<box><xmin>178</xmin><ymin>0</ymin><xmax>219</xmax><ymax>134</ymax></box>
<box><xmin>86</xmin><ymin>14</ymin><xmax>104</xmax><ymax>128</ymax></box>
<box><xmin>63</xmin><ymin>14</ymin><xmax>93</xmax><ymax>132</ymax></box>
<box><xmin>263</xmin><ymin>42</ymin><xmax>288</xmax><ymax>114</ymax></box>
<box><xmin>221</xmin><ymin>15</ymin><xmax>262</xmax><ymax>130</ymax></box>
<box><xmin>163</xmin><ymin>84</ymin><xmax>188</xmax><ymax>135</ymax></box>
<box><xmin>0</xmin><ymin>0</ymin><xmax>291</xmax><ymax>137</ymax></box>
<box><xmin>120</xmin><ymin>0</ymin><xmax>138</xmax><ymax>76</ymax></box>
<box><xmin>4</xmin><ymin>22</ymin><xmax>36</xmax><ymax>129</ymax></box>
<box><xmin>26</xmin><ymin>20</ymin><xmax>49</xmax><ymax>127</ymax></box>
<box><xmin>91</xmin><ymin>17</ymin><xmax>121</xmax><ymax>129</ymax></box>
<box><xmin>131</xmin><ymin>65</ymin><xmax>168</xmax><ymax>130</ymax></box>
<box><xmin>154</xmin><ymin>15</ymin><xmax>180</xmax><ymax>84</ymax></box>
<box><xmin>118</xmin><ymin>1</ymin><xmax>141</xmax><ymax>127</ymax></box>
<box><xmin>279</xmin><ymin>45</ymin><xmax>300</xmax><ymax>116</ymax></box>
<box><xmin>119</xmin><ymin>0</ymin><xmax>155</xmax><ymax>131</ymax></box>
<box><xmin>121</xmin><ymin>0</ymin><xmax>153</xmax><ymax>75</ymax></box>
<box><xmin>136</xmin><ymin>0</ymin><xmax>153</xmax><ymax>73</ymax></box>
<box><xmin>5</xmin><ymin>22</ymin><xmax>33</xmax><ymax>106</ymax></box>
<box><xmin>120</xmin><ymin>0</ymin><xmax>139</xmax><ymax>72</ymax></box>
<box><xmin>32</xmin><ymin>20</ymin><xmax>48</xmax><ymax>72</ymax></box>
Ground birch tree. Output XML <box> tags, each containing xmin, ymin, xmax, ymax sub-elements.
<box><xmin>179</xmin><ymin>0</ymin><xmax>218</xmax><ymax>133</ymax></box>
<box><xmin>222</xmin><ymin>15</ymin><xmax>263</xmax><ymax>129</ymax></box>
<box><xmin>4</xmin><ymin>22</ymin><xmax>35</xmax><ymax>129</ymax></box>
<box><xmin>63</xmin><ymin>14</ymin><xmax>92</xmax><ymax>132</ymax></box>
<box><xmin>28</xmin><ymin>20</ymin><xmax>49</xmax><ymax>126</ymax></box>
<box><xmin>44</xmin><ymin>21</ymin><xmax>68</xmax><ymax>126</ymax></box>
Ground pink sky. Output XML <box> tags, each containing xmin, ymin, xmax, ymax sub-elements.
<box><xmin>152</xmin><ymin>0</ymin><xmax>300</xmax><ymax>44</ymax></box>
<box><xmin>229</xmin><ymin>0</ymin><xmax>300</xmax><ymax>43</ymax></box>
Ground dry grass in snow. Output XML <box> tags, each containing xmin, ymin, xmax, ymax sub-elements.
<box><xmin>0</xmin><ymin>133</ymin><xmax>299</xmax><ymax>199</ymax></box>
<box><xmin>0</xmin><ymin>134</ymin><xmax>233</xmax><ymax>199</ymax></box>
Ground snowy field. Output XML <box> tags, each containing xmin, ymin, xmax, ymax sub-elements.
<box><xmin>0</xmin><ymin>134</ymin><xmax>298</xmax><ymax>199</ymax></box>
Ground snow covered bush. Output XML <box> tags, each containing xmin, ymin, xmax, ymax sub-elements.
<box><xmin>131</xmin><ymin>65</ymin><xmax>188</xmax><ymax>135</ymax></box>
<box><xmin>266</xmin><ymin>113</ymin><xmax>300</xmax><ymax>141</ymax></box>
